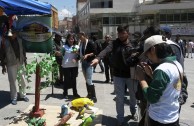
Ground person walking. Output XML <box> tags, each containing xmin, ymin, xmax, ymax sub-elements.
<box><xmin>91</xmin><ymin>25</ymin><xmax>138</xmax><ymax>126</ymax></box>
<box><xmin>78</xmin><ymin>32</ymin><xmax>97</xmax><ymax>103</ymax></box>
<box><xmin>55</xmin><ymin>33</ymin><xmax>80</xmax><ymax>99</ymax></box>
<box><xmin>186</xmin><ymin>40</ymin><xmax>193</xmax><ymax>58</ymax></box>
<box><xmin>136</xmin><ymin>35</ymin><xmax>183</xmax><ymax>126</ymax></box>
<box><xmin>1</xmin><ymin>27</ymin><xmax>29</xmax><ymax>105</ymax></box>
<box><xmin>101</xmin><ymin>34</ymin><xmax>113</xmax><ymax>83</ymax></box>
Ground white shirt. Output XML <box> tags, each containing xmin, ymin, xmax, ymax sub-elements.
<box><xmin>61</xmin><ymin>44</ymin><xmax>79</xmax><ymax>68</ymax></box>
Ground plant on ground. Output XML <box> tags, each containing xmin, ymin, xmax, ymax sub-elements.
<box><xmin>17</xmin><ymin>53</ymin><xmax>58</xmax><ymax>90</ymax></box>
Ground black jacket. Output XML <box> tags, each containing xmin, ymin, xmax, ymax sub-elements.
<box><xmin>81</xmin><ymin>40</ymin><xmax>96</xmax><ymax>63</ymax></box>
<box><xmin>97</xmin><ymin>38</ymin><xmax>133</xmax><ymax>78</ymax></box>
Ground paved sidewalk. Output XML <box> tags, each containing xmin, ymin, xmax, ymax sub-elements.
<box><xmin>0</xmin><ymin>53</ymin><xmax>194</xmax><ymax>126</ymax></box>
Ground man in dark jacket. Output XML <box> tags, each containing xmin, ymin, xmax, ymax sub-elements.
<box><xmin>91</xmin><ymin>25</ymin><xmax>137</xmax><ymax>126</ymax></box>
<box><xmin>78</xmin><ymin>31</ymin><xmax>97</xmax><ymax>103</ymax></box>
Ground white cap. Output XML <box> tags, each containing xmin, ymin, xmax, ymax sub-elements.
<box><xmin>140</xmin><ymin>35</ymin><xmax>166</xmax><ymax>58</ymax></box>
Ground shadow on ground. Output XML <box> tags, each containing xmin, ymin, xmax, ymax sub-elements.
<box><xmin>4</xmin><ymin>110</ymin><xmax>29</xmax><ymax>125</ymax></box>
<box><xmin>44</xmin><ymin>93</ymin><xmax>64</xmax><ymax>100</ymax></box>
<box><xmin>101</xmin><ymin>115</ymin><xmax>138</xmax><ymax>126</ymax></box>
<box><xmin>0</xmin><ymin>90</ymin><xmax>10</xmax><ymax>109</ymax></box>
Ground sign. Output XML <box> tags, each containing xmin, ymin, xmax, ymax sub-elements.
<box><xmin>17</xmin><ymin>16</ymin><xmax>53</xmax><ymax>53</ymax></box>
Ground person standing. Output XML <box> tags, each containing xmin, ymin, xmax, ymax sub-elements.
<box><xmin>101</xmin><ymin>35</ymin><xmax>113</xmax><ymax>83</ymax></box>
<box><xmin>53</xmin><ymin>32</ymin><xmax>64</xmax><ymax>85</ymax></box>
<box><xmin>55</xmin><ymin>33</ymin><xmax>81</xmax><ymax>99</ymax></box>
<box><xmin>91</xmin><ymin>25</ymin><xmax>138</xmax><ymax>126</ymax></box>
<box><xmin>1</xmin><ymin>28</ymin><xmax>29</xmax><ymax>105</ymax></box>
<box><xmin>186</xmin><ymin>40</ymin><xmax>193</xmax><ymax>58</ymax></box>
<box><xmin>78</xmin><ymin>32</ymin><xmax>97</xmax><ymax>103</ymax></box>
<box><xmin>136</xmin><ymin>35</ymin><xmax>183</xmax><ymax>126</ymax></box>
<box><xmin>92</xmin><ymin>35</ymin><xmax>104</xmax><ymax>73</ymax></box>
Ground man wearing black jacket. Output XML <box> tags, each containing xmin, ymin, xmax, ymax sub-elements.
<box><xmin>91</xmin><ymin>25</ymin><xmax>137</xmax><ymax>126</ymax></box>
<box><xmin>78</xmin><ymin>32</ymin><xmax>97</xmax><ymax>103</ymax></box>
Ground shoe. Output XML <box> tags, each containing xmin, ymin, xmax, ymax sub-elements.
<box><xmin>21</xmin><ymin>97</ymin><xmax>29</xmax><ymax>102</ymax></box>
<box><xmin>73</xmin><ymin>94</ymin><xmax>81</xmax><ymax>98</ymax></box>
<box><xmin>11</xmin><ymin>99</ymin><xmax>17</xmax><ymax>105</ymax></box>
<box><xmin>91</xmin><ymin>97</ymin><xmax>97</xmax><ymax>103</ymax></box>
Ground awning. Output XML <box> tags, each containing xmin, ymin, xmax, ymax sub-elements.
<box><xmin>0</xmin><ymin>0</ymin><xmax>51</xmax><ymax>15</ymax></box>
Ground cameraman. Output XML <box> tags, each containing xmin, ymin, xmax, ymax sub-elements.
<box><xmin>91</xmin><ymin>25</ymin><xmax>137</xmax><ymax>126</ymax></box>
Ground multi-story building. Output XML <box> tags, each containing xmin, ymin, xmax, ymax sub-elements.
<box><xmin>58</xmin><ymin>17</ymin><xmax>73</xmax><ymax>35</ymax></box>
<box><xmin>77</xmin><ymin>0</ymin><xmax>194</xmax><ymax>39</ymax></box>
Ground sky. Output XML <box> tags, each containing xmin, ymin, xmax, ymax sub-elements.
<box><xmin>39</xmin><ymin>0</ymin><xmax>76</xmax><ymax>20</ymax></box>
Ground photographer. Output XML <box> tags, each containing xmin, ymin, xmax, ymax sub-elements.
<box><xmin>91</xmin><ymin>25</ymin><xmax>138</xmax><ymax>126</ymax></box>
<box><xmin>136</xmin><ymin>35</ymin><xmax>183</xmax><ymax>126</ymax></box>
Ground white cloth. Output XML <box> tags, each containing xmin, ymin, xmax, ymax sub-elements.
<box><xmin>61</xmin><ymin>45</ymin><xmax>79</xmax><ymax>68</ymax></box>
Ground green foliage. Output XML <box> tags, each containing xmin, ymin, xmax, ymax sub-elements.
<box><xmin>26</xmin><ymin>117</ymin><xmax>46</xmax><ymax>126</ymax></box>
<box><xmin>17</xmin><ymin>53</ymin><xmax>59</xmax><ymax>90</ymax></box>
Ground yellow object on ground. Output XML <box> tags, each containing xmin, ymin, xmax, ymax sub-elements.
<box><xmin>71</xmin><ymin>98</ymin><xmax>94</xmax><ymax>109</ymax></box>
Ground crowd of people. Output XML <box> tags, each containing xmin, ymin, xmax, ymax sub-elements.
<box><xmin>0</xmin><ymin>24</ymin><xmax>191</xmax><ymax>126</ymax></box>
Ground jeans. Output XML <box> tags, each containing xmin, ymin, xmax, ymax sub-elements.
<box><xmin>114</xmin><ymin>76</ymin><xmax>137</xmax><ymax>123</ymax></box>
<box><xmin>81</xmin><ymin>60</ymin><xmax>93</xmax><ymax>85</ymax></box>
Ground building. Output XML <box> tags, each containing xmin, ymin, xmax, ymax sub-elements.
<box><xmin>77</xmin><ymin>0</ymin><xmax>194</xmax><ymax>39</ymax></box>
<box><xmin>58</xmin><ymin>17</ymin><xmax>73</xmax><ymax>35</ymax></box>
<box><xmin>51</xmin><ymin>6</ymin><xmax>59</xmax><ymax>30</ymax></box>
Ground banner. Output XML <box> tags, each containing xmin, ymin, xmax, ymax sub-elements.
<box><xmin>17</xmin><ymin>16</ymin><xmax>53</xmax><ymax>53</ymax></box>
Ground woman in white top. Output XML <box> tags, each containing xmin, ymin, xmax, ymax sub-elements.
<box><xmin>58</xmin><ymin>33</ymin><xmax>80</xmax><ymax>99</ymax></box>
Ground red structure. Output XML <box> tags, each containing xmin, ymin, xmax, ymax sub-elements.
<box><xmin>30</xmin><ymin>64</ymin><xmax>45</xmax><ymax>118</ymax></box>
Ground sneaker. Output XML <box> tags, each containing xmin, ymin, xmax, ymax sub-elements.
<box><xmin>21</xmin><ymin>97</ymin><xmax>29</xmax><ymax>102</ymax></box>
<box><xmin>11</xmin><ymin>99</ymin><xmax>17</xmax><ymax>105</ymax></box>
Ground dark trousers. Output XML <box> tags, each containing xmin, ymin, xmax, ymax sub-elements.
<box><xmin>56</xmin><ymin>57</ymin><xmax>64</xmax><ymax>83</ymax></box>
<box><xmin>149</xmin><ymin>117</ymin><xmax>179</xmax><ymax>126</ymax></box>
<box><xmin>103</xmin><ymin>59</ymin><xmax>113</xmax><ymax>81</ymax></box>
<box><xmin>63</xmin><ymin>67</ymin><xmax>78</xmax><ymax>95</ymax></box>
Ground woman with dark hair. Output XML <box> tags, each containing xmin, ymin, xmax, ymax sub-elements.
<box><xmin>136</xmin><ymin>35</ymin><xmax>183</xmax><ymax>126</ymax></box>
<box><xmin>56</xmin><ymin>33</ymin><xmax>80</xmax><ymax>99</ymax></box>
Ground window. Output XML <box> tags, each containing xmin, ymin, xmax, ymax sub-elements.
<box><xmin>188</xmin><ymin>13</ymin><xmax>194</xmax><ymax>21</ymax></box>
<box><xmin>103</xmin><ymin>17</ymin><xmax>109</xmax><ymax>24</ymax></box>
<box><xmin>167</xmin><ymin>14</ymin><xmax>173</xmax><ymax>22</ymax></box>
<box><xmin>174</xmin><ymin>14</ymin><xmax>180</xmax><ymax>22</ymax></box>
<box><xmin>160</xmin><ymin>14</ymin><xmax>166</xmax><ymax>22</ymax></box>
<box><xmin>116</xmin><ymin>17</ymin><xmax>121</xmax><ymax>24</ymax></box>
<box><xmin>90</xmin><ymin>0</ymin><xmax>113</xmax><ymax>8</ymax></box>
